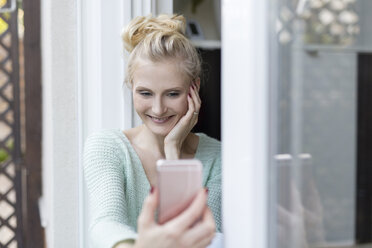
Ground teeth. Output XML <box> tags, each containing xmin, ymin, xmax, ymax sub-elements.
<box><xmin>153</xmin><ymin>117</ymin><xmax>169</xmax><ymax>121</ymax></box>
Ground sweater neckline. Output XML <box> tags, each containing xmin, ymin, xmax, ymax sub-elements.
<box><xmin>117</xmin><ymin>130</ymin><xmax>206</xmax><ymax>186</ymax></box>
<box><xmin>119</xmin><ymin>130</ymin><xmax>205</xmax><ymax>161</ymax></box>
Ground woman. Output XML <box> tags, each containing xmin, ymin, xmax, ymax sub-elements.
<box><xmin>84</xmin><ymin>14</ymin><xmax>221</xmax><ymax>248</ymax></box>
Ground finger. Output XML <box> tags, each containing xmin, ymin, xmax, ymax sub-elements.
<box><xmin>195</xmin><ymin>84</ymin><xmax>202</xmax><ymax>104</ymax></box>
<box><xmin>181</xmin><ymin>92</ymin><xmax>198</xmax><ymax>129</ymax></box>
<box><xmin>190</xmin><ymin>87</ymin><xmax>201</xmax><ymax>115</ymax></box>
<box><xmin>290</xmin><ymin>182</ymin><xmax>304</xmax><ymax>214</ymax></box>
<box><xmin>191</xmin><ymin>83</ymin><xmax>201</xmax><ymax>106</ymax></box>
<box><xmin>194</xmin><ymin>234</ymin><xmax>215</xmax><ymax>248</ymax></box>
<box><xmin>194</xmin><ymin>78</ymin><xmax>201</xmax><ymax>92</ymax></box>
<box><xmin>138</xmin><ymin>187</ymin><xmax>158</xmax><ymax>229</ymax></box>
<box><xmin>277</xmin><ymin>205</ymin><xmax>292</xmax><ymax>228</ymax></box>
<box><xmin>182</xmin><ymin>94</ymin><xmax>198</xmax><ymax>128</ymax></box>
<box><xmin>167</xmin><ymin>188</ymin><xmax>208</xmax><ymax>231</ymax></box>
<box><xmin>189</xmin><ymin>92</ymin><xmax>199</xmax><ymax>126</ymax></box>
<box><xmin>186</xmin><ymin>91</ymin><xmax>196</xmax><ymax>118</ymax></box>
<box><xmin>194</xmin><ymin>229</ymin><xmax>216</xmax><ymax>248</ymax></box>
<box><xmin>182</xmin><ymin>208</ymin><xmax>216</xmax><ymax>246</ymax></box>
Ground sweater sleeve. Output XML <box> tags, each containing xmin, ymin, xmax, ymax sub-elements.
<box><xmin>83</xmin><ymin>131</ymin><xmax>137</xmax><ymax>248</ymax></box>
<box><xmin>202</xmin><ymin>136</ymin><xmax>222</xmax><ymax>233</ymax></box>
<box><xmin>206</xmin><ymin>153</ymin><xmax>222</xmax><ymax>233</ymax></box>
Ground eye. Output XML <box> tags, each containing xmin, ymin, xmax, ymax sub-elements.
<box><xmin>138</xmin><ymin>91</ymin><xmax>152</xmax><ymax>97</ymax></box>
<box><xmin>167</xmin><ymin>91</ymin><xmax>180</xmax><ymax>97</ymax></box>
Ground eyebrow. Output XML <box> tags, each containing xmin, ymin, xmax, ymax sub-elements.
<box><xmin>135</xmin><ymin>86</ymin><xmax>184</xmax><ymax>92</ymax></box>
<box><xmin>135</xmin><ymin>87</ymin><xmax>152</xmax><ymax>92</ymax></box>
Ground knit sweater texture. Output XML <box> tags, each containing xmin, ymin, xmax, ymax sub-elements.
<box><xmin>83</xmin><ymin>129</ymin><xmax>222</xmax><ymax>248</ymax></box>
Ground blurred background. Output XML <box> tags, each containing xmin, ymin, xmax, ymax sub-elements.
<box><xmin>0</xmin><ymin>0</ymin><xmax>371</xmax><ymax>247</ymax></box>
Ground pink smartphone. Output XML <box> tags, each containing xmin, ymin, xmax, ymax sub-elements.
<box><xmin>156</xmin><ymin>159</ymin><xmax>203</xmax><ymax>224</ymax></box>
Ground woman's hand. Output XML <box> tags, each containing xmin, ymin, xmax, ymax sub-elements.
<box><xmin>277</xmin><ymin>182</ymin><xmax>308</xmax><ymax>248</ymax></box>
<box><xmin>134</xmin><ymin>187</ymin><xmax>215</xmax><ymax>248</ymax></box>
<box><xmin>164</xmin><ymin>79</ymin><xmax>201</xmax><ymax>159</ymax></box>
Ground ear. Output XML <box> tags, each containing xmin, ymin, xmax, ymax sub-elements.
<box><xmin>194</xmin><ymin>77</ymin><xmax>201</xmax><ymax>92</ymax></box>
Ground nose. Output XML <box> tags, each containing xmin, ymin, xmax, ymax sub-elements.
<box><xmin>152</xmin><ymin>96</ymin><xmax>167</xmax><ymax>116</ymax></box>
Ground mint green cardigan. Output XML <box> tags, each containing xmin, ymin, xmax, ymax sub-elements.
<box><xmin>83</xmin><ymin>129</ymin><xmax>222</xmax><ymax>248</ymax></box>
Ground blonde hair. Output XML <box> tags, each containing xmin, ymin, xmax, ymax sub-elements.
<box><xmin>122</xmin><ymin>14</ymin><xmax>201</xmax><ymax>86</ymax></box>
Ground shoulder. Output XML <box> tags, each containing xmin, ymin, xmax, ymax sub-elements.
<box><xmin>196</xmin><ymin>133</ymin><xmax>221</xmax><ymax>168</ymax></box>
<box><xmin>197</xmin><ymin>134</ymin><xmax>221</xmax><ymax>192</ymax></box>
<box><xmin>85</xmin><ymin>129</ymin><xmax>124</xmax><ymax>144</ymax></box>
<box><xmin>84</xmin><ymin>128</ymin><xmax>125</xmax><ymax>150</ymax></box>
<box><xmin>83</xmin><ymin>129</ymin><xmax>128</xmax><ymax>163</ymax></box>
<box><xmin>83</xmin><ymin>129</ymin><xmax>133</xmax><ymax>181</ymax></box>
<box><xmin>197</xmin><ymin>133</ymin><xmax>221</xmax><ymax>155</ymax></box>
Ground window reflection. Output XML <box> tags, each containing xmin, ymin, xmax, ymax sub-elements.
<box><xmin>276</xmin><ymin>0</ymin><xmax>360</xmax><ymax>46</ymax></box>
<box><xmin>276</xmin><ymin>154</ymin><xmax>325</xmax><ymax>248</ymax></box>
<box><xmin>273</xmin><ymin>0</ymin><xmax>372</xmax><ymax>247</ymax></box>
<box><xmin>301</xmin><ymin>0</ymin><xmax>359</xmax><ymax>45</ymax></box>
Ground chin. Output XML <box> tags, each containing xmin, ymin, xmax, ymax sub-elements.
<box><xmin>147</xmin><ymin>126</ymin><xmax>172</xmax><ymax>137</ymax></box>
<box><xmin>141</xmin><ymin>114</ymin><xmax>179</xmax><ymax>137</ymax></box>
<box><xmin>141</xmin><ymin>119</ymin><xmax>171</xmax><ymax>136</ymax></box>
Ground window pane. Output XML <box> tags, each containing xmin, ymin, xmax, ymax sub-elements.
<box><xmin>271</xmin><ymin>0</ymin><xmax>372</xmax><ymax>247</ymax></box>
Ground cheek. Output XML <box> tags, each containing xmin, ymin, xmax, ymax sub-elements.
<box><xmin>174</xmin><ymin>97</ymin><xmax>188</xmax><ymax>114</ymax></box>
<box><xmin>133</xmin><ymin>96</ymin><xmax>148</xmax><ymax>113</ymax></box>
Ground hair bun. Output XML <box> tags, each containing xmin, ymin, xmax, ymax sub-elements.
<box><xmin>122</xmin><ymin>14</ymin><xmax>186</xmax><ymax>53</ymax></box>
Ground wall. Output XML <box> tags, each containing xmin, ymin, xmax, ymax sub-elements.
<box><xmin>41</xmin><ymin>0</ymin><xmax>79</xmax><ymax>247</ymax></box>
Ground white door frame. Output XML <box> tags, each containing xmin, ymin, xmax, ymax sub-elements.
<box><xmin>222</xmin><ymin>0</ymin><xmax>270</xmax><ymax>247</ymax></box>
<box><xmin>77</xmin><ymin>0</ymin><xmax>271</xmax><ymax>246</ymax></box>
<box><xmin>77</xmin><ymin>0</ymin><xmax>173</xmax><ymax>246</ymax></box>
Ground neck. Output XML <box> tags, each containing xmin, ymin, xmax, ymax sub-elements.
<box><xmin>135</xmin><ymin>125</ymin><xmax>168</xmax><ymax>157</ymax></box>
<box><xmin>133</xmin><ymin>124</ymin><xmax>196</xmax><ymax>158</ymax></box>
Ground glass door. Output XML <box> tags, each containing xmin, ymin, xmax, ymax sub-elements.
<box><xmin>271</xmin><ymin>0</ymin><xmax>372</xmax><ymax>247</ymax></box>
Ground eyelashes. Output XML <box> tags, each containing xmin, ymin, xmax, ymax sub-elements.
<box><xmin>137</xmin><ymin>91</ymin><xmax>181</xmax><ymax>98</ymax></box>
<box><xmin>139</xmin><ymin>91</ymin><xmax>152</xmax><ymax>97</ymax></box>
<box><xmin>167</xmin><ymin>92</ymin><xmax>180</xmax><ymax>97</ymax></box>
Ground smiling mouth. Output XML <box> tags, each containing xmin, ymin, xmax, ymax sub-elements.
<box><xmin>147</xmin><ymin>115</ymin><xmax>174</xmax><ymax>124</ymax></box>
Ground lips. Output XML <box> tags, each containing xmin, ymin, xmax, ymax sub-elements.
<box><xmin>147</xmin><ymin>115</ymin><xmax>174</xmax><ymax>124</ymax></box>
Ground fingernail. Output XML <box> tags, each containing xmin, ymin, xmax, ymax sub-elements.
<box><xmin>188</xmin><ymin>93</ymin><xmax>191</xmax><ymax>97</ymax></box>
<box><xmin>205</xmin><ymin>188</ymin><xmax>209</xmax><ymax>194</ymax></box>
<box><xmin>150</xmin><ymin>186</ymin><xmax>154</xmax><ymax>194</ymax></box>
<box><xmin>191</xmin><ymin>85</ymin><xmax>194</xmax><ymax>89</ymax></box>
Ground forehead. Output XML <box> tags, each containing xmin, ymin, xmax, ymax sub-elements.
<box><xmin>132</xmin><ymin>59</ymin><xmax>189</xmax><ymax>89</ymax></box>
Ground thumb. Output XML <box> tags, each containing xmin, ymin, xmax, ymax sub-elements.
<box><xmin>138</xmin><ymin>187</ymin><xmax>159</xmax><ymax>229</ymax></box>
